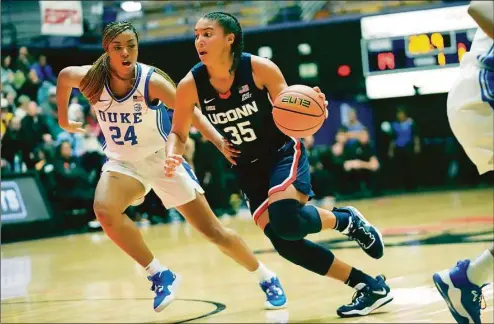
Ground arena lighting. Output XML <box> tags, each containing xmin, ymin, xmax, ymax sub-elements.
<box><xmin>121</xmin><ymin>1</ymin><xmax>142</xmax><ymax>12</ymax></box>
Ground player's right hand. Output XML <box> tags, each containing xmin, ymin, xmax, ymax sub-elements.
<box><xmin>164</xmin><ymin>154</ymin><xmax>184</xmax><ymax>178</ymax></box>
<box><xmin>60</xmin><ymin>120</ymin><xmax>86</xmax><ymax>134</ymax></box>
<box><xmin>218</xmin><ymin>137</ymin><xmax>241</xmax><ymax>166</ymax></box>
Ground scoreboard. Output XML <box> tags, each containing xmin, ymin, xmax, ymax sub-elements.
<box><xmin>363</xmin><ymin>29</ymin><xmax>476</xmax><ymax>76</ymax></box>
<box><xmin>360</xmin><ymin>5</ymin><xmax>478</xmax><ymax>99</ymax></box>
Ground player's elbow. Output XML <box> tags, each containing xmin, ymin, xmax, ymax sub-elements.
<box><xmin>170</xmin><ymin>129</ymin><xmax>188</xmax><ymax>144</ymax></box>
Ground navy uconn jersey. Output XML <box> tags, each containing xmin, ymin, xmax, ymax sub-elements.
<box><xmin>192</xmin><ymin>53</ymin><xmax>288</xmax><ymax>165</ymax></box>
<box><xmin>93</xmin><ymin>63</ymin><xmax>171</xmax><ymax>162</ymax></box>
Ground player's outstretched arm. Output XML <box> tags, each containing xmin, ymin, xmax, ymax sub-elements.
<box><xmin>468</xmin><ymin>1</ymin><xmax>494</xmax><ymax>39</ymax></box>
<box><xmin>56</xmin><ymin>65</ymin><xmax>90</xmax><ymax>133</ymax></box>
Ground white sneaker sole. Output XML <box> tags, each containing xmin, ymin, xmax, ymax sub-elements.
<box><xmin>154</xmin><ymin>273</ymin><xmax>182</xmax><ymax>313</ymax></box>
<box><xmin>264</xmin><ymin>299</ymin><xmax>288</xmax><ymax>310</ymax></box>
<box><xmin>338</xmin><ymin>294</ymin><xmax>393</xmax><ymax>317</ymax></box>
<box><xmin>433</xmin><ymin>269</ymin><xmax>474</xmax><ymax>323</ymax></box>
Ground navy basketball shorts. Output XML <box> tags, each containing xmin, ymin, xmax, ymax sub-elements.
<box><xmin>234</xmin><ymin>137</ymin><xmax>315</xmax><ymax>229</ymax></box>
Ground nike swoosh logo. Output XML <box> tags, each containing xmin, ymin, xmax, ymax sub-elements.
<box><xmin>98</xmin><ymin>99</ymin><xmax>110</xmax><ymax>102</ymax></box>
<box><xmin>204</xmin><ymin>98</ymin><xmax>215</xmax><ymax>104</ymax></box>
<box><xmin>372</xmin><ymin>288</ymin><xmax>387</xmax><ymax>295</ymax></box>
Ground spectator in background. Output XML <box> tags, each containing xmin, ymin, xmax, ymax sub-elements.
<box><xmin>40</xmin><ymin>87</ymin><xmax>64</xmax><ymax>138</ymax></box>
<box><xmin>303</xmin><ymin>135</ymin><xmax>334</xmax><ymax>207</ymax></box>
<box><xmin>14</xmin><ymin>94</ymin><xmax>30</xmax><ymax>120</ymax></box>
<box><xmin>30</xmin><ymin>54</ymin><xmax>57</xmax><ymax>85</ymax></box>
<box><xmin>388</xmin><ymin>107</ymin><xmax>421</xmax><ymax>191</ymax></box>
<box><xmin>52</xmin><ymin>141</ymin><xmax>95</xmax><ymax>227</ymax></box>
<box><xmin>4</xmin><ymin>90</ymin><xmax>18</xmax><ymax>113</ymax></box>
<box><xmin>18</xmin><ymin>101</ymin><xmax>53</xmax><ymax>169</ymax></box>
<box><xmin>12</xmin><ymin>69</ymin><xmax>26</xmax><ymax>92</ymax></box>
<box><xmin>1</xmin><ymin>97</ymin><xmax>14</xmax><ymax>137</ymax></box>
<box><xmin>1</xmin><ymin>117</ymin><xmax>23</xmax><ymax>172</ymax></box>
<box><xmin>342</xmin><ymin>130</ymin><xmax>380</xmax><ymax>197</ymax></box>
<box><xmin>15</xmin><ymin>46</ymin><xmax>33</xmax><ymax>76</ymax></box>
<box><xmin>1</xmin><ymin>55</ymin><xmax>15</xmax><ymax>88</ymax></box>
<box><xmin>19</xmin><ymin>68</ymin><xmax>42</xmax><ymax>101</ymax></box>
<box><xmin>342</xmin><ymin>107</ymin><xmax>367</xmax><ymax>149</ymax></box>
<box><xmin>331</xmin><ymin>127</ymin><xmax>380</xmax><ymax>198</ymax></box>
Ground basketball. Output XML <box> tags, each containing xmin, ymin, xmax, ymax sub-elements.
<box><xmin>272</xmin><ymin>85</ymin><xmax>326</xmax><ymax>138</ymax></box>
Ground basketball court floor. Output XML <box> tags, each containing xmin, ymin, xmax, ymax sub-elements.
<box><xmin>2</xmin><ymin>188</ymin><xmax>493</xmax><ymax>323</ymax></box>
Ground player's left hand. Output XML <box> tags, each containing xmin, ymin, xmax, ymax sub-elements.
<box><xmin>312</xmin><ymin>86</ymin><xmax>329</xmax><ymax>119</ymax></box>
<box><xmin>164</xmin><ymin>154</ymin><xmax>184</xmax><ymax>177</ymax></box>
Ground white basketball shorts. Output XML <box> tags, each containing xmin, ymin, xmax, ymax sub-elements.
<box><xmin>447</xmin><ymin>61</ymin><xmax>494</xmax><ymax>175</ymax></box>
<box><xmin>101</xmin><ymin>148</ymin><xmax>204</xmax><ymax>209</ymax></box>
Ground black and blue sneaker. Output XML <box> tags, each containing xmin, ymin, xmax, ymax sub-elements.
<box><xmin>148</xmin><ymin>269</ymin><xmax>182</xmax><ymax>312</ymax></box>
<box><xmin>433</xmin><ymin>260</ymin><xmax>488</xmax><ymax>324</ymax></box>
<box><xmin>337</xmin><ymin>275</ymin><xmax>393</xmax><ymax>317</ymax></box>
<box><xmin>259</xmin><ymin>276</ymin><xmax>287</xmax><ymax>309</ymax></box>
<box><xmin>339</xmin><ymin>206</ymin><xmax>385</xmax><ymax>259</ymax></box>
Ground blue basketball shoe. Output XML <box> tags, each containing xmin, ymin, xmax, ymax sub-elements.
<box><xmin>337</xmin><ymin>275</ymin><xmax>393</xmax><ymax>317</ymax></box>
<box><xmin>433</xmin><ymin>260</ymin><xmax>488</xmax><ymax>324</ymax></box>
<box><xmin>260</xmin><ymin>276</ymin><xmax>287</xmax><ymax>309</ymax></box>
<box><xmin>148</xmin><ymin>269</ymin><xmax>182</xmax><ymax>312</ymax></box>
<box><xmin>339</xmin><ymin>206</ymin><xmax>385</xmax><ymax>259</ymax></box>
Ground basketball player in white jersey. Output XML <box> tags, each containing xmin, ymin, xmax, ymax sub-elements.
<box><xmin>432</xmin><ymin>2</ymin><xmax>493</xmax><ymax>323</ymax></box>
<box><xmin>56</xmin><ymin>21</ymin><xmax>287</xmax><ymax>313</ymax></box>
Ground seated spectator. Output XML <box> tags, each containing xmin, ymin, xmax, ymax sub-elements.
<box><xmin>19</xmin><ymin>68</ymin><xmax>41</xmax><ymax>102</ymax></box>
<box><xmin>303</xmin><ymin>135</ymin><xmax>334</xmax><ymax>205</ymax></box>
<box><xmin>12</xmin><ymin>70</ymin><xmax>26</xmax><ymax>92</ymax></box>
<box><xmin>1</xmin><ymin>97</ymin><xmax>14</xmax><ymax>137</ymax></box>
<box><xmin>14</xmin><ymin>94</ymin><xmax>30</xmax><ymax>120</ymax></box>
<box><xmin>1</xmin><ymin>117</ymin><xmax>23</xmax><ymax>172</ymax></box>
<box><xmin>30</xmin><ymin>54</ymin><xmax>57</xmax><ymax>85</ymax></box>
<box><xmin>1</xmin><ymin>55</ymin><xmax>15</xmax><ymax>88</ymax></box>
<box><xmin>18</xmin><ymin>101</ymin><xmax>54</xmax><ymax>169</ymax></box>
<box><xmin>52</xmin><ymin>141</ymin><xmax>95</xmax><ymax>228</ymax></box>
<box><xmin>340</xmin><ymin>130</ymin><xmax>380</xmax><ymax>197</ymax></box>
<box><xmin>40</xmin><ymin>86</ymin><xmax>64</xmax><ymax>138</ymax></box>
<box><xmin>4</xmin><ymin>90</ymin><xmax>18</xmax><ymax>113</ymax></box>
<box><xmin>15</xmin><ymin>46</ymin><xmax>33</xmax><ymax>76</ymax></box>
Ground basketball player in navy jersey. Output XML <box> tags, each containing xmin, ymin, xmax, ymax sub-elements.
<box><xmin>165</xmin><ymin>12</ymin><xmax>393</xmax><ymax>317</ymax></box>
<box><xmin>432</xmin><ymin>2</ymin><xmax>493</xmax><ymax>323</ymax></box>
<box><xmin>56</xmin><ymin>21</ymin><xmax>288</xmax><ymax>313</ymax></box>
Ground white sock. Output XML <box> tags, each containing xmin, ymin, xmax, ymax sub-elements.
<box><xmin>253</xmin><ymin>262</ymin><xmax>276</xmax><ymax>282</ymax></box>
<box><xmin>144</xmin><ymin>258</ymin><xmax>168</xmax><ymax>277</ymax></box>
<box><xmin>466</xmin><ymin>249</ymin><xmax>494</xmax><ymax>286</ymax></box>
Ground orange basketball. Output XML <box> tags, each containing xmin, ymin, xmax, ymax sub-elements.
<box><xmin>273</xmin><ymin>85</ymin><xmax>326</xmax><ymax>138</ymax></box>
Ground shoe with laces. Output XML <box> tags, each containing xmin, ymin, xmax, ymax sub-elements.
<box><xmin>337</xmin><ymin>275</ymin><xmax>393</xmax><ymax>317</ymax></box>
<box><xmin>148</xmin><ymin>269</ymin><xmax>182</xmax><ymax>312</ymax></box>
<box><xmin>259</xmin><ymin>276</ymin><xmax>287</xmax><ymax>309</ymax></box>
<box><xmin>433</xmin><ymin>260</ymin><xmax>488</xmax><ymax>324</ymax></box>
<box><xmin>337</xmin><ymin>206</ymin><xmax>384</xmax><ymax>259</ymax></box>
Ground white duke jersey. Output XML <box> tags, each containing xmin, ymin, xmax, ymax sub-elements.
<box><xmin>462</xmin><ymin>28</ymin><xmax>494</xmax><ymax>70</ymax></box>
<box><xmin>92</xmin><ymin>63</ymin><xmax>171</xmax><ymax>162</ymax></box>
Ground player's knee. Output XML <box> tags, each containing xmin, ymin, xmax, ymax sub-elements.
<box><xmin>264</xmin><ymin>224</ymin><xmax>301</xmax><ymax>259</ymax></box>
<box><xmin>268</xmin><ymin>199</ymin><xmax>305</xmax><ymax>241</ymax></box>
<box><xmin>93</xmin><ymin>200</ymin><xmax>122</xmax><ymax>228</ymax></box>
